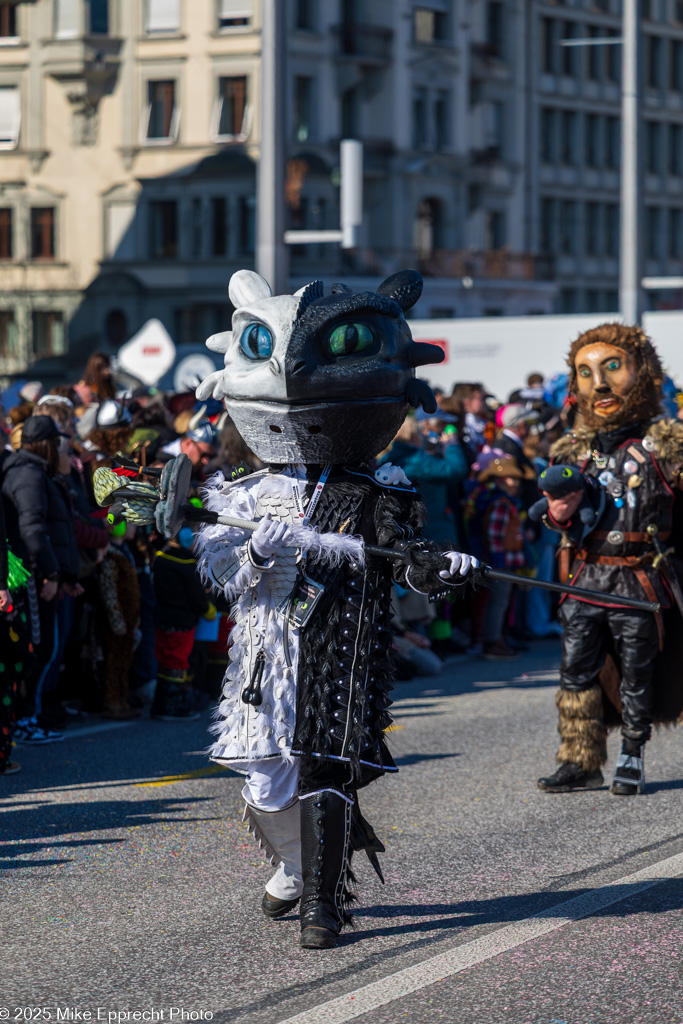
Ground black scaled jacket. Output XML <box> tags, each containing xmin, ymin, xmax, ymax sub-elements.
<box><xmin>2</xmin><ymin>450</ymin><xmax>79</xmax><ymax>582</ymax></box>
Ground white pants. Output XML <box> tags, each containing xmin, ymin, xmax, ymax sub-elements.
<box><xmin>242</xmin><ymin>758</ymin><xmax>302</xmax><ymax>901</ymax></box>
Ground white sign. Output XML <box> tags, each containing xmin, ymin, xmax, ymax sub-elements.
<box><xmin>173</xmin><ymin>353</ymin><xmax>217</xmax><ymax>394</ymax></box>
<box><xmin>116</xmin><ymin>319</ymin><xmax>176</xmax><ymax>386</ymax></box>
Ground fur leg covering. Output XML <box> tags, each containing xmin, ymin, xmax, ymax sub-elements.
<box><xmin>556</xmin><ymin>685</ymin><xmax>607</xmax><ymax>771</ymax></box>
<box><xmin>243</xmin><ymin>800</ymin><xmax>303</xmax><ymax>901</ymax></box>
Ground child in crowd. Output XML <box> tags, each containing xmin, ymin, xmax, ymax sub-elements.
<box><xmin>97</xmin><ymin>521</ymin><xmax>142</xmax><ymax>719</ymax></box>
<box><xmin>464</xmin><ymin>455</ymin><xmax>529</xmax><ymax>660</ymax></box>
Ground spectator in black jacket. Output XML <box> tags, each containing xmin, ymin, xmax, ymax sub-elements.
<box><xmin>151</xmin><ymin>526</ymin><xmax>210</xmax><ymax>720</ymax></box>
<box><xmin>2</xmin><ymin>416</ymin><xmax>81</xmax><ymax>743</ymax></box>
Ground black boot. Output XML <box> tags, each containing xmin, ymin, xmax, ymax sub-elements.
<box><xmin>610</xmin><ymin>740</ymin><xmax>645</xmax><ymax>796</ymax></box>
<box><xmin>151</xmin><ymin>669</ymin><xmax>200</xmax><ymax>721</ymax></box>
<box><xmin>299</xmin><ymin>790</ymin><xmax>352</xmax><ymax>950</ymax></box>
<box><xmin>537</xmin><ymin>761</ymin><xmax>604</xmax><ymax>793</ymax></box>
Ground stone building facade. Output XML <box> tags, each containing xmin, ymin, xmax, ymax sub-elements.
<box><xmin>9</xmin><ymin>1</ymin><xmax>681</xmax><ymax>377</ymax></box>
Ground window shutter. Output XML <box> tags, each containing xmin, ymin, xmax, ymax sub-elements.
<box><xmin>146</xmin><ymin>0</ymin><xmax>181</xmax><ymax>33</ymax></box>
<box><xmin>0</xmin><ymin>86</ymin><xmax>20</xmax><ymax>148</ymax></box>
<box><xmin>218</xmin><ymin>0</ymin><xmax>252</xmax><ymax>20</ymax></box>
<box><xmin>55</xmin><ymin>0</ymin><xmax>80</xmax><ymax>38</ymax></box>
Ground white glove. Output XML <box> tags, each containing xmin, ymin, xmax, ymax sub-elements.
<box><xmin>250</xmin><ymin>514</ymin><xmax>290</xmax><ymax>562</ymax></box>
<box><xmin>439</xmin><ymin>551</ymin><xmax>479</xmax><ymax>581</ymax></box>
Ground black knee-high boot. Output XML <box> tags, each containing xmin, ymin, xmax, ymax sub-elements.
<box><xmin>299</xmin><ymin>789</ymin><xmax>352</xmax><ymax>950</ymax></box>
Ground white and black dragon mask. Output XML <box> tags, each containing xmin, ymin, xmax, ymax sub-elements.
<box><xmin>195</xmin><ymin>268</ymin><xmax>443</xmax><ymax>464</ymax></box>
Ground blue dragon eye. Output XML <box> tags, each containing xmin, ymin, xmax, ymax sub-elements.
<box><xmin>240</xmin><ymin>323</ymin><xmax>273</xmax><ymax>360</ymax></box>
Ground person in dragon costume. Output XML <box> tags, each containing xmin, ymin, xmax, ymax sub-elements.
<box><xmin>536</xmin><ymin>323</ymin><xmax>683</xmax><ymax>797</ymax></box>
<box><xmin>190</xmin><ymin>268</ymin><xmax>478</xmax><ymax>949</ymax></box>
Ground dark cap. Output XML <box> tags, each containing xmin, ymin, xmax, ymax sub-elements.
<box><xmin>21</xmin><ymin>415</ymin><xmax>61</xmax><ymax>443</ymax></box>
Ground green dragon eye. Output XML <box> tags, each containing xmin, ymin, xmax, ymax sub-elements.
<box><xmin>562</xmin><ymin>468</ymin><xmax>572</xmax><ymax>478</ymax></box>
<box><xmin>326</xmin><ymin>322</ymin><xmax>375</xmax><ymax>357</ymax></box>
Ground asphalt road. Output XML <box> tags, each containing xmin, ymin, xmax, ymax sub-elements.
<box><xmin>2</xmin><ymin>639</ymin><xmax>682</xmax><ymax>1024</ymax></box>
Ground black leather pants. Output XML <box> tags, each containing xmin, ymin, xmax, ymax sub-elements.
<box><xmin>559</xmin><ymin>599</ymin><xmax>659</xmax><ymax>743</ymax></box>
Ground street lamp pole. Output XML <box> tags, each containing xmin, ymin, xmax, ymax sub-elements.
<box><xmin>619</xmin><ymin>0</ymin><xmax>643</xmax><ymax>325</ymax></box>
<box><xmin>256</xmin><ymin>0</ymin><xmax>288</xmax><ymax>295</ymax></box>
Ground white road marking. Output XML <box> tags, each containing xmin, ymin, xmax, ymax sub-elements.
<box><xmin>277</xmin><ymin>850</ymin><xmax>683</xmax><ymax>1024</ymax></box>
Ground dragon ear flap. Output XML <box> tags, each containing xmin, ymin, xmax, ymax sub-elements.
<box><xmin>228</xmin><ymin>270</ymin><xmax>272</xmax><ymax>308</ymax></box>
<box><xmin>376</xmin><ymin>270</ymin><xmax>423</xmax><ymax>312</ymax></box>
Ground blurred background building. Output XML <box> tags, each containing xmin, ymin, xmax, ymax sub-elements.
<box><xmin>1</xmin><ymin>0</ymin><xmax>683</xmax><ymax>377</ymax></box>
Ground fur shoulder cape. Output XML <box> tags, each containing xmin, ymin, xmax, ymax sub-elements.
<box><xmin>550</xmin><ymin>417</ymin><xmax>683</xmax><ymax>466</ymax></box>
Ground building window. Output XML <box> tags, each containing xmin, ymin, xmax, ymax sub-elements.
<box><xmin>239</xmin><ymin>195</ymin><xmax>255</xmax><ymax>255</ymax></box>
<box><xmin>486</xmin><ymin>101</ymin><xmax>503</xmax><ymax>160</ymax></box>
<box><xmin>0</xmin><ymin>4</ymin><xmax>18</xmax><ymax>37</ymax></box>
<box><xmin>605</xmin><ymin>202</ymin><xmax>619</xmax><ymax>256</ymax></box>
<box><xmin>675</xmin><ymin>0</ymin><xmax>683</xmax><ymax>25</ymax></box>
<box><xmin>88</xmin><ymin>0</ymin><xmax>109</xmax><ymax>34</ymax></box>
<box><xmin>0</xmin><ymin>310</ymin><xmax>18</xmax><ymax>358</ymax></box>
<box><xmin>0</xmin><ymin>86</ymin><xmax>20</xmax><ymax>149</ymax></box>
<box><xmin>646</xmin><ymin>35</ymin><xmax>663</xmax><ymax>89</ymax></box>
<box><xmin>587</xmin><ymin>26</ymin><xmax>603</xmax><ymax>81</ymax></box>
<box><xmin>295</xmin><ymin>0</ymin><xmax>314</xmax><ymax>30</ymax></box>
<box><xmin>540</xmin><ymin>197</ymin><xmax>556</xmax><ymax>252</ymax></box>
<box><xmin>560</xmin><ymin>110</ymin><xmax>577</xmax><ymax>165</ymax></box>
<box><xmin>670</xmin><ymin>208</ymin><xmax>683</xmax><ymax>259</ymax></box>
<box><xmin>218</xmin><ymin>0</ymin><xmax>251</xmax><ymax>30</ymax></box>
<box><xmin>191</xmin><ymin>197</ymin><xmax>203</xmax><ymax>258</ymax></box>
<box><xmin>486</xmin><ymin>1</ymin><xmax>504</xmax><ymax>58</ymax></box>
<box><xmin>149</xmin><ymin>200</ymin><xmax>177</xmax><ymax>259</ymax></box>
<box><xmin>671</xmin><ymin>40</ymin><xmax>683</xmax><ymax>92</ymax></box>
<box><xmin>145</xmin><ymin>0</ymin><xmax>180</xmax><ymax>34</ymax></box>
<box><xmin>561</xmin><ymin>21</ymin><xmax>576</xmax><ymax>76</ymax></box>
<box><xmin>0</xmin><ymin>208</ymin><xmax>12</xmax><ymax>258</ymax></box>
<box><xmin>32</xmin><ymin>311</ymin><xmax>65</xmax><ymax>356</ymax></box>
<box><xmin>31</xmin><ymin>208</ymin><xmax>55</xmax><ymax>259</ymax></box>
<box><xmin>144</xmin><ymin>80</ymin><xmax>179</xmax><ymax>142</ymax></box>
<box><xmin>585</xmin><ymin>201</ymin><xmax>600</xmax><ymax>255</ymax></box>
<box><xmin>559</xmin><ymin>288</ymin><xmax>577</xmax><ymax>313</ymax></box>
<box><xmin>434</xmin><ymin>91</ymin><xmax>449</xmax><ymax>150</ymax></box>
<box><xmin>605</xmin><ymin>116</ymin><xmax>619</xmax><ymax>170</ymax></box>
<box><xmin>341</xmin><ymin>86</ymin><xmax>359</xmax><ymax>138</ymax></box>
<box><xmin>211</xmin><ymin>197</ymin><xmax>228</xmax><ymax>256</ymax></box>
<box><xmin>585</xmin><ymin>114</ymin><xmax>600</xmax><ymax>168</ymax></box>
<box><xmin>646</xmin><ymin>121</ymin><xmax>663</xmax><ymax>173</ymax></box>
<box><xmin>606</xmin><ymin>29</ymin><xmax>620</xmax><ymax>83</ymax></box>
<box><xmin>541</xmin><ymin>18</ymin><xmax>556</xmax><ymax>74</ymax></box>
<box><xmin>414</xmin><ymin>8</ymin><xmax>448</xmax><ymax>45</ymax></box>
<box><xmin>559</xmin><ymin>200</ymin><xmax>576</xmax><ymax>255</ymax></box>
<box><xmin>412</xmin><ymin>88</ymin><xmax>429</xmax><ymax>149</ymax></box>
<box><xmin>485</xmin><ymin>210</ymin><xmax>505</xmax><ymax>250</ymax></box>
<box><xmin>55</xmin><ymin>0</ymin><xmax>80</xmax><ymax>39</ymax></box>
<box><xmin>294</xmin><ymin>76</ymin><xmax>313</xmax><ymax>142</ymax></box>
<box><xmin>414</xmin><ymin>198</ymin><xmax>443</xmax><ymax>256</ymax></box>
<box><xmin>646</xmin><ymin>206</ymin><xmax>663</xmax><ymax>259</ymax></box>
<box><xmin>541</xmin><ymin>107</ymin><xmax>556</xmax><ymax>163</ymax></box>
<box><xmin>670</xmin><ymin>124</ymin><xmax>683</xmax><ymax>176</ymax></box>
<box><xmin>585</xmin><ymin>289</ymin><xmax>601</xmax><ymax>313</ymax></box>
<box><xmin>214</xmin><ymin>76</ymin><xmax>247</xmax><ymax>138</ymax></box>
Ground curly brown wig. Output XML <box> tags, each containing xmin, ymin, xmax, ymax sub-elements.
<box><xmin>568</xmin><ymin>322</ymin><xmax>663</xmax><ymax>430</ymax></box>
<box><xmin>88</xmin><ymin>424</ymin><xmax>134</xmax><ymax>458</ymax></box>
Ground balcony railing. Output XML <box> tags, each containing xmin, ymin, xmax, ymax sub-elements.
<box><xmin>290</xmin><ymin>246</ymin><xmax>555</xmax><ymax>283</ymax></box>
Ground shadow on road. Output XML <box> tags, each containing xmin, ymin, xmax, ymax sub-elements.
<box><xmin>0</xmin><ymin>795</ymin><xmax>217</xmax><ymax>871</ymax></box>
<box><xmin>217</xmin><ymin>878</ymin><xmax>682</xmax><ymax>1022</ymax></box>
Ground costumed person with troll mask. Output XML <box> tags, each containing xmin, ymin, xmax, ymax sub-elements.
<box><xmin>187</xmin><ymin>269</ymin><xmax>479</xmax><ymax>950</ymax></box>
<box><xmin>534</xmin><ymin>323</ymin><xmax>683</xmax><ymax>797</ymax></box>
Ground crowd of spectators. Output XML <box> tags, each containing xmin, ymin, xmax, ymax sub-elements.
<box><xmin>0</xmin><ymin>351</ymin><xmax>625</xmax><ymax>776</ymax></box>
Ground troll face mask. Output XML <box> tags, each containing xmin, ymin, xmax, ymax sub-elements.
<box><xmin>195</xmin><ymin>269</ymin><xmax>444</xmax><ymax>464</ymax></box>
